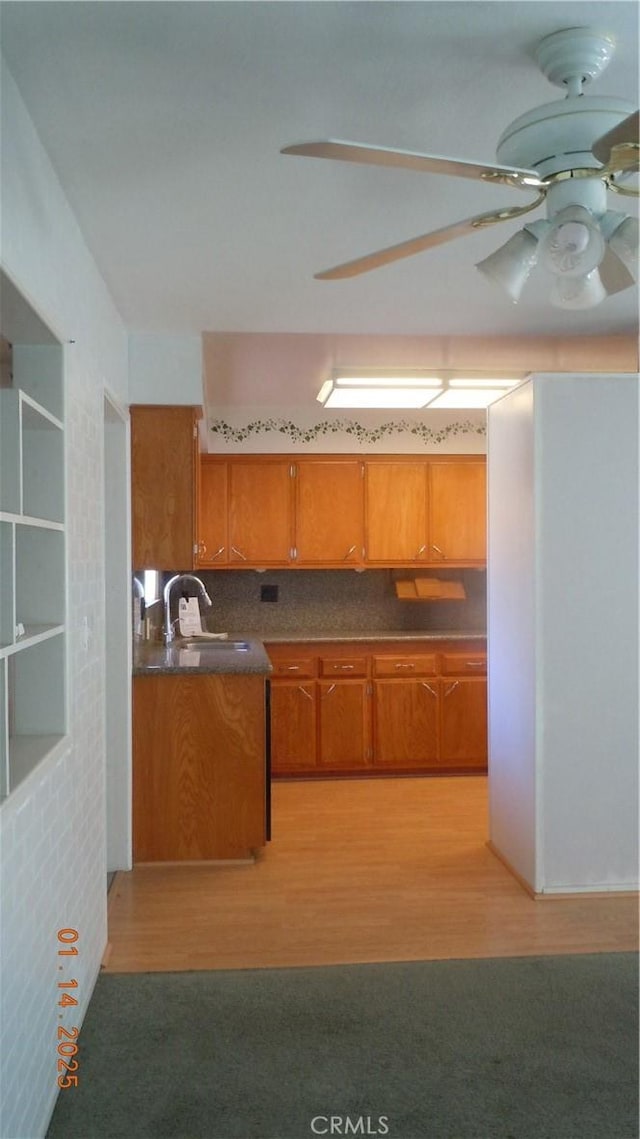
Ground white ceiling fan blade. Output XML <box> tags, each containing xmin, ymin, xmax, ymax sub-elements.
<box><xmin>314</xmin><ymin>203</ymin><xmax>545</xmax><ymax>281</ymax></box>
<box><xmin>282</xmin><ymin>139</ymin><xmax>544</xmax><ymax>192</ymax></box>
<box><xmin>598</xmin><ymin>245</ymin><xmax>635</xmax><ymax>295</ymax></box>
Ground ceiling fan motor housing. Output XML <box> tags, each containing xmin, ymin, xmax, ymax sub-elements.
<box><xmin>496</xmin><ymin>95</ymin><xmax>636</xmax><ymax>180</ymax></box>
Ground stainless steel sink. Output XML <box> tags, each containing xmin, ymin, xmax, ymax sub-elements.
<box><xmin>177</xmin><ymin>639</ymin><xmax>251</xmax><ymax>652</ymax></box>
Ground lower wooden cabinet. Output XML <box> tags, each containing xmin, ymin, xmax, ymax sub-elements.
<box><xmin>372</xmin><ymin>679</ymin><xmax>439</xmax><ymax>769</ymax></box>
<box><xmin>133</xmin><ymin>673</ymin><xmax>267</xmax><ymax>860</ymax></box>
<box><xmin>267</xmin><ymin>640</ymin><xmax>487</xmax><ymax>778</ymax></box>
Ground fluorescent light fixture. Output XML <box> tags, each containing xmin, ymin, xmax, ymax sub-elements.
<box><xmin>318</xmin><ymin>373</ymin><xmax>443</xmax><ymax>409</ymax></box>
<box><xmin>428</xmin><ymin>385</ymin><xmax>520</xmax><ymax>409</ymax></box>
<box><xmin>317</xmin><ymin>372</ymin><xmax>524</xmax><ymax>409</ymax></box>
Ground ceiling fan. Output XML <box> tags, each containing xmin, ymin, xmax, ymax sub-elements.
<box><xmin>282</xmin><ymin>27</ymin><xmax>639</xmax><ymax>309</ymax></box>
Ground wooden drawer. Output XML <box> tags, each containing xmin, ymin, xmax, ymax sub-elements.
<box><xmin>268</xmin><ymin>655</ymin><xmax>316</xmax><ymax>679</ymax></box>
<box><xmin>319</xmin><ymin>656</ymin><xmax>367</xmax><ymax>678</ymax></box>
<box><xmin>440</xmin><ymin>652</ymin><xmax>487</xmax><ymax>676</ymax></box>
<box><xmin>373</xmin><ymin>654</ymin><xmax>438</xmax><ymax>678</ymax></box>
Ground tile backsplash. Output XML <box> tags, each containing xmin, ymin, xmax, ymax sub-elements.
<box><xmin>156</xmin><ymin>568</ymin><xmax>486</xmax><ymax>636</ymax></box>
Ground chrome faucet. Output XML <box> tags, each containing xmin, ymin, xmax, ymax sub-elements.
<box><xmin>163</xmin><ymin>574</ymin><xmax>212</xmax><ymax>644</ymax></box>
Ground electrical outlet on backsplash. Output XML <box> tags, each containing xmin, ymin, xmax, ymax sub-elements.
<box><xmin>152</xmin><ymin>568</ymin><xmax>486</xmax><ymax>637</ymax></box>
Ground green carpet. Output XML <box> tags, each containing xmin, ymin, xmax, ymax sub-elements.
<box><xmin>46</xmin><ymin>954</ymin><xmax>638</xmax><ymax>1139</ymax></box>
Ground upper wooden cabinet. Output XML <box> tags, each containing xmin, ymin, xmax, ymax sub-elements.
<box><xmin>131</xmin><ymin>405</ymin><xmax>199</xmax><ymax>570</ymax></box>
<box><xmin>428</xmin><ymin>461</ymin><xmax>486</xmax><ymax>563</ymax></box>
<box><xmin>228</xmin><ymin>460</ymin><xmax>293</xmax><ymax>565</ymax></box>
<box><xmin>295</xmin><ymin>459</ymin><xmax>363</xmax><ymax>565</ymax></box>
<box><xmin>364</xmin><ymin>461</ymin><xmax>428</xmax><ymax>564</ymax></box>
<box><xmin>198</xmin><ymin>453</ymin><xmax>486</xmax><ymax>569</ymax></box>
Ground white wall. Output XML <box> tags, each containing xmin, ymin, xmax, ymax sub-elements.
<box><xmin>0</xmin><ymin>61</ymin><xmax>128</xmax><ymax>1139</ymax></box>
<box><xmin>488</xmin><ymin>374</ymin><xmax>639</xmax><ymax>894</ymax></box>
<box><xmin>129</xmin><ymin>332</ymin><xmax>203</xmax><ymax>404</ymax></box>
<box><xmin>487</xmin><ymin>382</ymin><xmax>537</xmax><ymax>887</ymax></box>
<box><xmin>537</xmin><ymin>376</ymin><xmax>638</xmax><ymax>890</ymax></box>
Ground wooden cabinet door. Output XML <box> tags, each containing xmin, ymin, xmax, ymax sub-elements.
<box><xmin>269</xmin><ymin>681</ymin><xmax>317</xmax><ymax>772</ymax></box>
<box><xmin>197</xmin><ymin>459</ymin><xmax>228</xmax><ymax>566</ymax></box>
<box><xmin>318</xmin><ymin>680</ymin><xmax>370</xmax><ymax>769</ymax></box>
<box><xmin>365</xmin><ymin>462</ymin><xmax>428</xmax><ymax>563</ymax></box>
<box><xmin>228</xmin><ymin>461</ymin><xmax>293</xmax><ymax>565</ymax></box>
<box><xmin>295</xmin><ymin>459</ymin><xmax>363</xmax><ymax>565</ymax></box>
<box><xmin>133</xmin><ymin>674</ymin><xmax>266</xmax><ymax>860</ymax></box>
<box><xmin>440</xmin><ymin>677</ymin><xmax>487</xmax><ymax>767</ymax></box>
<box><xmin>428</xmin><ymin>461</ymin><xmax>486</xmax><ymax>562</ymax></box>
<box><xmin>372</xmin><ymin>679</ymin><xmax>439</xmax><ymax>767</ymax></box>
<box><xmin>131</xmin><ymin>406</ymin><xmax>197</xmax><ymax>570</ymax></box>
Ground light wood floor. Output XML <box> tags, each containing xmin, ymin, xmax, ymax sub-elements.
<box><xmin>105</xmin><ymin>776</ymin><xmax>638</xmax><ymax>972</ymax></box>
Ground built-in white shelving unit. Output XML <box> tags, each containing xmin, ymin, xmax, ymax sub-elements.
<box><xmin>0</xmin><ymin>273</ymin><xmax>66</xmax><ymax>799</ymax></box>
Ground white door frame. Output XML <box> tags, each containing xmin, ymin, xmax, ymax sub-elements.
<box><xmin>103</xmin><ymin>389</ymin><xmax>132</xmax><ymax>870</ymax></box>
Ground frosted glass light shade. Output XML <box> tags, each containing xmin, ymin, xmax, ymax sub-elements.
<box><xmin>550</xmin><ymin>269</ymin><xmax>607</xmax><ymax>309</ymax></box>
<box><xmin>475</xmin><ymin>228</ymin><xmax>539</xmax><ymax>302</ymax></box>
<box><xmin>539</xmin><ymin>206</ymin><xmax>605</xmax><ymax>277</ymax></box>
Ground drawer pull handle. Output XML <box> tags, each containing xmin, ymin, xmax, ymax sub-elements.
<box><xmin>465</xmin><ymin>661</ymin><xmax>484</xmax><ymax>668</ymax></box>
<box><xmin>445</xmin><ymin>681</ymin><xmax>460</xmax><ymax>698</ymax></box>
<box><xmin>394</xmin><ymin>662</ymin><xmax>415</xmax><ymax>670</ymax></box>
<box><xmin>298</xmin><ymin>686</ymin><xmax>313</xmax><ymax>701</ymax></box>
<box><xmin>286</xmin><ymin>665</ymin><xmax>300</xmax><ymax>671</ymax></box>
<box><xmin>335</xmin><ymin>664</ymin><xmax>354</xmax><ymax>671</ymax></box>
<box><xmin>421</xmin><ymin>683</ymin><xmax>437</xmax><ymax>698</ymax></box>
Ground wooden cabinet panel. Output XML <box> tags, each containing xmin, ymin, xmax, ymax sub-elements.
<box><xmin>133</xmin><ymin>674</ymin><xmax>266</xmax><ymax>860</ymax></box>
<box><xmin>197</xmin><ymin>458</ymin><xmax>228</xmax><ymax>566</ymax></box>
<box><xmin>428</xmin><ymin>461</ymin><xmax>486</xmax><ymax>562</ymax></box>
<box><xmin>131</xmin><ymin>406</ymin><xmax>197</xmax><ymax>570</ymax></box>
<box><xmin>319</xmin><ymin>656</ymin><xmax>367</xmax><ymax>678</ymax></box>
<box><xmin>373</xmin><ymin>679</ymin><xmax>439</xmax><ymax>768</ymax></box>
<box><xmin>295</xmin><ymin>459</ymin><xmax>363</xmax><ymax>565</ymax></box>
<box><xmin>372</xmin><ymin>654</ymin><xmax>438</xmax><ymax>677</ymax></box>
<box><xmin>365</xmin><ymin>462</ymin><xmax>428</xmax><ymax>563</ymax></box>
<box><xmin>270</xmin><ymin>681</ymin><xmax>316</xmax><ymax>772</ymax></box>
<box><xmin>441</xmin><ymin>652</ymin><xmax>487</xmax><ymax>676</ymax></box>
<box><xmin>228</xmin><ymin>461</ymin><xmax>293</xmax><ymax>565</ymax></box>
<box><xmin>318</xmin><ymin>681</ymin><xmax>369</xmax><ymax>769</ymax></box>
<box><xmin>440</xmin><ymin>677</ymin><xmax>487</xmax><ymax>767</ymax></box>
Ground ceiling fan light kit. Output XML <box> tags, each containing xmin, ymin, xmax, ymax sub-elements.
<box><xmin>283</xmin><ymin>26</ymin><xmax>638</xmax><ymax>310</ymax></box>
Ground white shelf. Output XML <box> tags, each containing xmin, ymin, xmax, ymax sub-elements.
<box><xmin>0</xmin><ymin>625</ymin><xmax>65</xmax><ymax>659</ymax></box>
<box><xmin>0</xmin><ymin>317</ymin><xmax>66</xmax><ymax>801</ymax></box>
<box><xmin>8</xmin><ymin>734</ymin><xmax>67</xmax><ymax>791</ymax></box>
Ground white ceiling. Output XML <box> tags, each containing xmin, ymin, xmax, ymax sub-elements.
<box><xmin>2</xmin><ymin>1</ymin><xmax>638</xmax><ymax>339</ymax></box>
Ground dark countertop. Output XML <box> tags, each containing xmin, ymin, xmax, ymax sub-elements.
<box><xmin>133</xmin><ymin>637</ymin><xmax>272</xmax><ymax>676</ymax></box>
<box><xmin>133</xmin><ymin>630</ymin><xmax>486</xmax><ymax>675</ymax></box>
<box><xmin>258</xmin><ymin>630</ymin><xmax>486</xmax><ymax>644</ymax></box>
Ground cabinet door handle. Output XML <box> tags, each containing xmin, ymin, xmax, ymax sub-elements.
<box><xmin>230</xmin><ymin>545</ymin><xmax>247</xmax><ymax>560</ymax></box>
<box><xmin>444</xmin><ymin>681</ymin><xmax>460</xmax><ymax>698</ymax></box>
<box><xmin>210</xmin><ymin>545</ymin><xmax>225</xmax><ymax>559</ymax></box>
<box><xmin>394</xmin><ymin>662</ymin><xmax>415</xmax><ymax>670</ymax></box>
<box><xmin>321</xmin><ymin>684</ymin><xmax>336</xmax><ymax>699</ymax></box>
<box><xmin>421</xmin><ymin>683</ymin><xmax>437</xmax><ymax>698</ymax></box>
<box><xmin>431</xmin><ymin>543</ymin><xmax>444</xmax><ymax>556</ymax></box>
<box><xmin>343</xmin><ymin>545</ymin><xmax>357</xmax><ymax>559</ymax></box>
<box><xmin>416</xmin><ymin>544</ymin><xmax>427</xmax><ymax>558</ymax></box>
<box><xmin>298</xmin><ymin>686</ymin><xmax>313</xmax><ymax>701</ymax></box>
